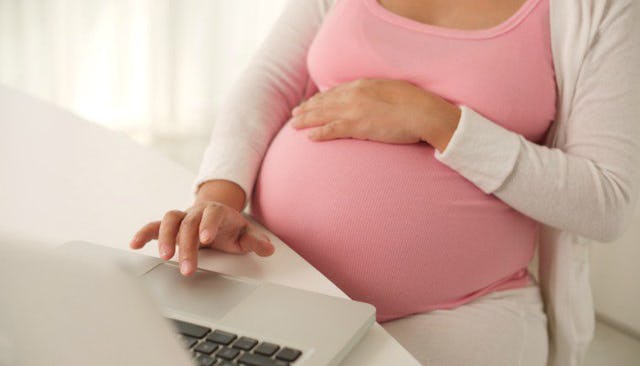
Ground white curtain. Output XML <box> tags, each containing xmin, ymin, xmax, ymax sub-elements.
<box><xmin>0</xmin><ymin>0</ymin><xmax>287</xmax><ymax>138</ymax></box>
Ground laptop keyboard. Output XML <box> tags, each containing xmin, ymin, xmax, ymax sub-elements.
<box><xmin>170</xmin><ymin>318</ymin><xmax>303</xmax><ymax>366</ymax></box>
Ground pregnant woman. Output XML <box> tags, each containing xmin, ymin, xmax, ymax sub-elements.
<box><xmin>130</xmin><ymin>0</ymin><xmax>640</xmax><ymax>365</ymax></box>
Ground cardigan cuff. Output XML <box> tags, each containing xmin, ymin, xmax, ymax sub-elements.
<box><xmin>434</xmin><ymin>105</ymin><xmax>522</xmax><ymax>194</ymax></box>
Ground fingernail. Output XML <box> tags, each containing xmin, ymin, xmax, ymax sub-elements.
<box><xmin>160</xmin><ymin>246</ymin><xmax>168</xmax><ymax>258</ymax></box>
<box><xmin>260</xmin><ymin>239</ymin><xmax>274</xmax><ymax>253</ymax></box>
<box><xmin>251</xmin><ymin>233</ymin><xmax>268</xmax><ymax>242</ymax></box>
<box><xmin>200</xmin><ymin>230</ymin><xmax>211</xmax><ymax>243</ymax></box>
<box><xmin>180</xmin><ymin>260</ymin><xmax>193</xmax><ymax>275</ymax></box>
<box><xmin>292</xmin><ymin>106</ymin><xmax>300</xmax><ymax>115</ymax></box>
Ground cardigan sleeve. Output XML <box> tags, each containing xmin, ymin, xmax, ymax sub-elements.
<box><xmin>194</xmin><ymin>0</ymin><xmax>333</xmax><ymax>210</ymax></box>
<box><xmin>434</xmin><ymin>1</ymin><xmax>640</xmax><ymax>243</ymax></box>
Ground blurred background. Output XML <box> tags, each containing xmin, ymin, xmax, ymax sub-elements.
<box><xmin>0</xmin><ymin>0</ymin><xmax>286</xmax><ymax>170</ymax></box>
<box><xmin>1</xmin><ymin>1</ymin><xmax>639</xmax><ymax>364</ymax></box>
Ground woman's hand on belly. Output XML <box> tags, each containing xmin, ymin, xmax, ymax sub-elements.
<box><xmin>290</xmin><ymin>78</ymin><xmax>461</xmax><ymax>151</ymax></box>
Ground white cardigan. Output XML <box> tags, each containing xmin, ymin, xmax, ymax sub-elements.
<box><xmin>195</xmin><ymin>1</ymin><xmax>640</xmax><ymax>365</ymax></box>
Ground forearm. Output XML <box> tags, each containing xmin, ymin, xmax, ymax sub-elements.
<box><xmin>434</xmin><ymin>106</ymin><xmax>640</xmax><ymax>243</ymax></box>
<box><xmin>194</xmin><ymin>0</ymin><xmax>333</xmax><ymax>211</ymax></box>
<box><xmin>195</xmin><ymin>180</ymin><xmax>246</xmax><ymax>213</ymax></box>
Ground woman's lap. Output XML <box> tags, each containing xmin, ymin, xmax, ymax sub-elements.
<box><xmin>381</xmin><ymin>284</ymin><xmax>548</xmax><ymax>366</ymax></box>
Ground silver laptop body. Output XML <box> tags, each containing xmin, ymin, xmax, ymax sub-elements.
<box><xmin>0</xmin><ymin>240</ymin><xmax>375</xmax><ymax>366</ymax></box>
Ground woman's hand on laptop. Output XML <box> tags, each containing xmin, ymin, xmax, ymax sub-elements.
<box><xmin>129</xmin><ymin>180</ymin><xmax>275</xmax><ymax>276</ymax></box>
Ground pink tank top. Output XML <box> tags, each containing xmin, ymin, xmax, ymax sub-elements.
<box><xmin>251</xmin><ymin>0</ymin><xmax>556</xmax><ymax>322</ymax></box>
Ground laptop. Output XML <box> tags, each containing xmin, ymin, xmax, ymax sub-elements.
<box><xmin>0</xmin><ymin>239</ymin><xmax>375</xmax><ymax>366</ymax></box>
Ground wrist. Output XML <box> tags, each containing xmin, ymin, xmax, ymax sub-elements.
<box><xmin>196</xmin><ymin>179</ymin><xmax>246</xmax><ymax>212</ymax></box>
<box><xmin>419</xmin><ymin>103</ymin><xmax>461</xmax><ymax>152</ymax></box>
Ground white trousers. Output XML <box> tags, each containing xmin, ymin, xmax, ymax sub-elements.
<box><xmin>381</xmin><ymin>283</ymin><xmax>548</xmax><ymax>366</ymax></box>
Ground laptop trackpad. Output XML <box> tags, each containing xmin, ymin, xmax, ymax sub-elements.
<box><xmin>141</xmin><ymin>263</ymin><xmax>259</xmax><ymax>320</ymax></box>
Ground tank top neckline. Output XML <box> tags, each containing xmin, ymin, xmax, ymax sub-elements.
<box><xmin>363</xmin><ymin>0</ymin><xmax>544</xmax><ymax>39</ymax></box>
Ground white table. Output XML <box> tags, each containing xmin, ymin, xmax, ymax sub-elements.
<box><xmin>0</xmin><ymin>84</ymin><xmax>420</xmax><ymax>365</ymax></box>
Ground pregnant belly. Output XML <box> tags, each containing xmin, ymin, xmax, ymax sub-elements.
<box><xmin>251</xmin><ymin>120</ymin><xmax>536</xmax><ymax>321</ymax></box>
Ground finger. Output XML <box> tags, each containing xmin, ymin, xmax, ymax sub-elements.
<box><xmin>291</xmin><ymin>89</ymin><xmax>333</xmax><ymax>116</ymax></box>
<box><xmin>158</xmin><ymin>210</ymin><xmax>186</xmax><ymax>260</ymax></box>
<box><xmin>130</xmin><ymin>221</ymin><xmax>161</xmax><ymax>249</ymax></box>
<box><xmin>308</xmin><ymin>120</ymin><xmax>353</xmax><ymax>141</ymax></box>
<box><xmin>291</xmin><ymin>108</ymin><xmax>333</xmax><ymax>129</ymax></box>
<box><xmin>291</xmin><ymin>96</ymin><xmax>309</xmax><ymax>115</ymax></box>
<box><xmin>292</xmin><ymin>92</ymin><xmax>325</xmax><ymax>116</ymax></box>
<box><xmin>199</xmin><ymin>203</ymin><xmax>226</xmax><ymax>246</ymax></box>
<box><xmin>177</xmin><ymin>210</ymin><xmax>203</xmax><ymax>276</ymax></box>
<box><xmin>239</xmin><ymin>227</ymin><xmax>275</xmax><ymax>257</ymax></box>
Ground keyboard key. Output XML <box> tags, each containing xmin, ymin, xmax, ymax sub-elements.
<box><xmin>232</xmin><ymin>336</ymin><xmax>259</xmax><ymax>351</ymax></box>
<box><xmin>195</xmin><ymin>341</ymin><xmax>219</xmax><ymax>355</ymax></box>
<box><xmin>216</xmin><ymin>346</ymin><xmax>241</xmax><ymax>360</ymax></box>
<box><xmin>169</xmin><ymin>318</ymin><xmax>298</xmax><ymax>366</ymax></box>
<box><xmin>195</xmin><ymin>354</ymin><xmax>217</xmax><ymax>366</ymax></box>
<box><xmin>180</xmin><ymin>335</ymin><xmax>199</xmax><ymax>349</ymax></box>
<box><xmin>253</xmin><ymin>342</ymin><xmax>280</xmax><ymax>357</ymax></box>
<box><xmin>275</xmin><ymin>347</ymin><xmax>302</xmax><ymax>362</ymax></box>
<box><xmin>238</xmin><ymin>352</ymin><xmax>288</xmax><ymax>366</ymax></box>
<box><xmin>207</xmin><ymin>329</ymin><xmax>238</xmax><ymax>345</ymax></box>
<box><xmin>172</xmin><ymin>319</ymin><xmax>211</xmax><ymax>338</ymax></box>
